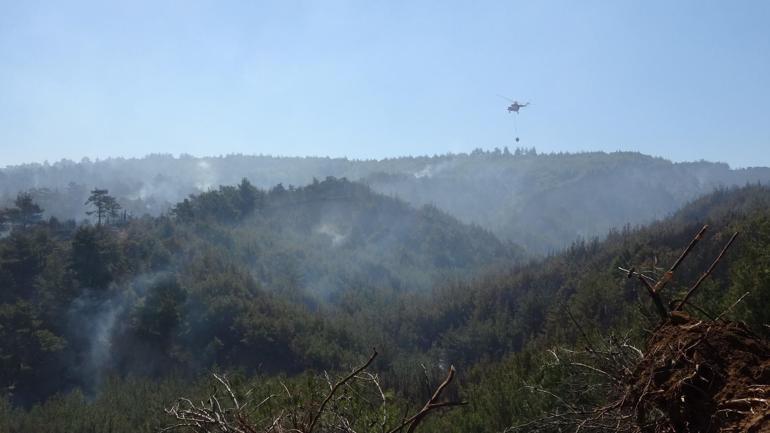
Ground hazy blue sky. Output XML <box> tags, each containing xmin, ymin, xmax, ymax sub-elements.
<box><xmin>1</xmin><ymin>1</ymin><xmax>768</xmax><ymax>168</ymax></box>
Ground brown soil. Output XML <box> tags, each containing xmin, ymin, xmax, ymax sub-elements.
<box><xmin>625</xmin><ymin>315</ymin><xmax>770</xmax><ymax>432</ymax></box>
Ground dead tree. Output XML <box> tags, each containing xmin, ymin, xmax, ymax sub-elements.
<box><xmin>508</xmin><ymin>226</ymin><xmax>749</xmax><ymax>432</ymax></box>
<box><xmin>162</xmin><ymin>349</ymin><xmax>466</xmax><ymax>433</ymax></box>
<box><xmin>619</xmin><ymin>225</ymin><xmax>738</xmax><ymax>321</ymax></box>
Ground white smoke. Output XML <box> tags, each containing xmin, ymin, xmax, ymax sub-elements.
<box><xmin>315</xmin><ymin>223</ymin><xmax>348</xmax><ymax>247</ymax></box>
<box><xmin>195</xmin><ymin>160</ymin><xmax>217</xmax><ymax>191</ymax></box>
<box><xmin>413</xmin><ymin>160</ymin><xmax>456</xmax><ymax>179</ymax></box>
<box><xmin>66</xmin><ymin>272</ymin><xmax>169</xmax><ymax>396</ymax></box>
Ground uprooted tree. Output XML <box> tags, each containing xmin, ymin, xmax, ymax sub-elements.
<box><xmin>510</xmin><ymin>225</ymin><xmax>770</xmax><ymax>432</ymax></box>
<box><xmin>161</xmin><ymin>349</ymin><xmax>466</xmax><ymax>433</ymax></box>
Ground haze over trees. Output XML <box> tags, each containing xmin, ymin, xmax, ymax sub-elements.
<box><xmin>0</xmin><ymin>193</ymin><xmax>43</xmax><ymax>230</ymax></box>
<box><xmin>2</xmin><ymin>0</ymin><xmax>768</xmax><ymax>429</ymax></box>
<box><xmin>1</xmin><ymin>167</ymin><xmax>769</xmax><ymax>431</ymax></box>
<box><xmin>3</xmin><ymin>150</ymin><xmax>769</xmax><ymax>253</ymax></box>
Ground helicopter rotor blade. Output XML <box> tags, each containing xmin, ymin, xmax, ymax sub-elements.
<box><xmin>496</xmin><ymin>94</ymin><xmax>516</xmax><ymax>103</ymax></box>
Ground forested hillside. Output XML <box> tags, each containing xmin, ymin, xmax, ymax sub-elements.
<box><xmin>2</xmin><ymin>182</ymin><xmax>769</xmax><ymax>432</ymax></box>
<box><xmin>3</xmin><ymin>151</ymin><xmax>769</xmax><ymax>253</ymax></box>
<box><xmin>0</xmin><ymin>177</ymin><xmax>517</xmax><ymax>405</ymax></box>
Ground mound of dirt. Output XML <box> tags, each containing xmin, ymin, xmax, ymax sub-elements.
<box><xmin>625</xmin><ymin>314</ymin><xmax>770</xmax><ymax>432</ymax></box>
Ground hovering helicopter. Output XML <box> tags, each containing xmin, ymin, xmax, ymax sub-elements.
<box><xmin>498</xmin><ymin>95</ymin><xmax>530</xmax><ymax>113</ymax></box>
<box><xmin>507</xmin><ymin>101</ymin><xmax>529</xmax><ymax>113</ymax></box>
<box><xmin>498</xmin><ymin>95</ymin><xmax>530</xmax><ymax>142</ymax></box>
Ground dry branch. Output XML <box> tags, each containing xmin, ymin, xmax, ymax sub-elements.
<box><xmin>674</xmin><ymin>231</ymin><xmax>739</xmax><ymax>311</ymax></box>
<box><xmin>619</xmin><ymin>267</ymin><xmax>667</xmax><ymax>319</ymax></box>
<box><xmin>163</xmin><ymin>350</ymin><xmax>466</xmax><ymax>433</ymax></box>
<box><xmin>306</xmin><ymin>349</ymin><xmax>378</xmax><ymax>433</ymax></box>
<box><xmin>621</xmin><ymin>225</ymin><xmax>740</xmax><ymax>322</ymax></box>
<box><xmin>654</xmin><ymin>224</ymin><xmax>708</xmax><ymax>294</ymax></box>
<box><xmin>715</xmin><ymin>291</ymin><xmax>750</xmax><ymax>321</ymax></box>
<box><xmin>386</xmin><ymin>365</ymin><xmax>467</xmax><ymax>433</ymax></box>
<box><xmin>505</xmin><ymin>334</ymin><xmax>644</xmax><ymax>433</ymax></box>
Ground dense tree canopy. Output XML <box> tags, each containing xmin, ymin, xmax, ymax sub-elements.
<box><xmin>3</xmin><ymin>151</ymin><xmax>769</xmax><ymax>253</ymax></box>
<box><xmin>0</xmin><ymin>180</ymin><xmax>768</xmax><ymax>432</ymax></box>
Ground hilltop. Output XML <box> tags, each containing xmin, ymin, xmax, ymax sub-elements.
<box><xmin>3</xmin><ymin>150</ymin><xmax>768</xmax><ymax>254</ymax></box>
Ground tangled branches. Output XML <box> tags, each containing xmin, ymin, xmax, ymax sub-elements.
<box><xmin>163</xmin><ymin>372</ymin><xmax>270</xmax><ymax>433</ymax></box>
<box><xmin>162</xmin><ymin>350</ymin><xmax>466</xmax><ymax>433</ymax></box>
<box><xmin>625</xmin><ymin>319</ymin><xmax>770</xmax><ymax>432</ymax></box>
<box><xmin>511</xmin><ymin>319</ymin><xmax>770</xmax><ymax>432</ymax></box>
<box><xmin>509</xmin><ymin>225</ymin><xmax>770</xmax><ymax>432</ymax></box>
<box><xmin>505</xmin><ymin>333</ymin><xmax>646</xmax><ymax>433</ymax></box>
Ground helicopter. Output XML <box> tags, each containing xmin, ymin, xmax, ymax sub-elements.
<box><xmin>498</xmin><ymin>95</ymin><xmax>530</xmax><ymax>142</ymax></box>
<box><xmin>498</xmin><ymin>95</ymin><xmax>530</xmax><ymax>113</ymax></box>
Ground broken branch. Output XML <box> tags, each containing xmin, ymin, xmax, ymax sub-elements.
<box><xmin>306</xmin><ymin>348</ymin><xmax>378</xmax><ymax>433</ymax></box>
<box><xmin>675</xmin><ymin>232</ymin><xmax>739</xmax><ymax>311</ymax></box>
